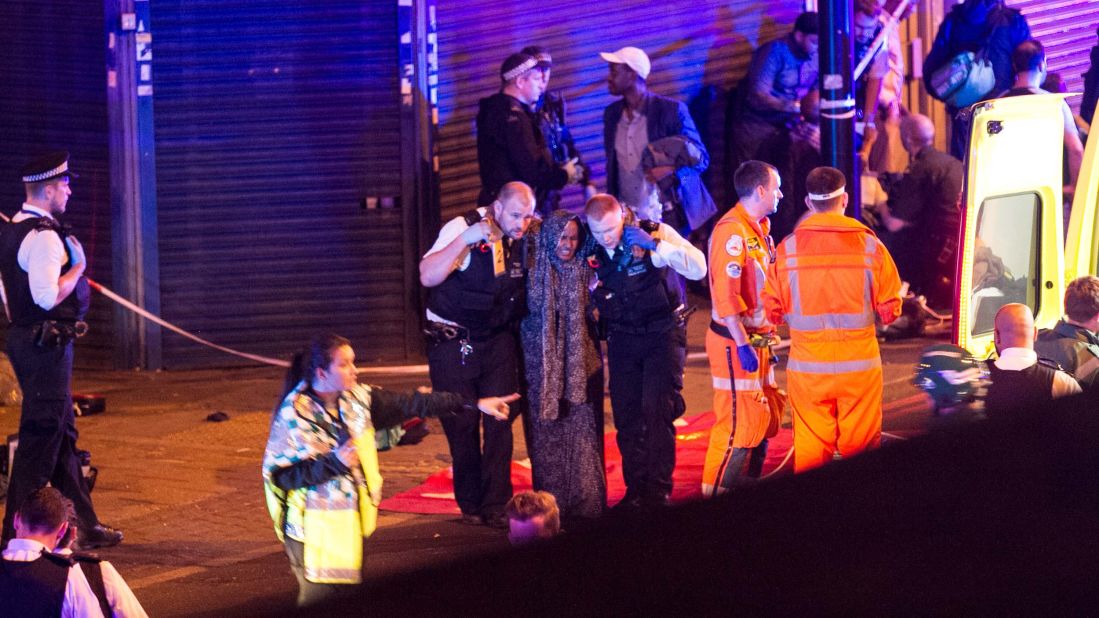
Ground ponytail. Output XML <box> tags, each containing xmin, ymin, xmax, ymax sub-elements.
<box><xmin>273</xmin><ymin>333</ymin><xmax>351</xmax><ymax>415</ymax></box>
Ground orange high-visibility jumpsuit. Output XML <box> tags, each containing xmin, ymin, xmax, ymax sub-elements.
<box><xmin>762</xmin><ymin>212</ymin><xmax>902</xmax><ymax>473</ymax></box>
<box><xmin>703</xmin><ymin>204</ymin><xmax>784</xmax><ymax>495</ymax></box>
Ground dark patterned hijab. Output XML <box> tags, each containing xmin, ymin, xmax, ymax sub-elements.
<box><xmin>522</xmin><ymin>210</ymin><xmax>600</xmax><ymax>419</ymax></box>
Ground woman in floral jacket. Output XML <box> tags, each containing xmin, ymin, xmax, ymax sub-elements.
<box><xmin>263</xmin><ymin>333</ymin><xmax>515</xmax><ymax>606</ymax></box>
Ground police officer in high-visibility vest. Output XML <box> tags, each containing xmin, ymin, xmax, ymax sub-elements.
<box><xmin>419</xmin><ymin>181</ymin><xmax>536</xmax><ymax>528</ymax></box>
<box><xmin>585</xmin><ymin>194</ymin><xmax>706</xmax><ymax>509</ymax></box>
<box><xmin>762</xmin><ymin>166</ymin><xmax>902</xmax><ymax>472</ymax></box>
<box><xmin>703</xmin><ymin>161</ymin><xmax>786</xmax><ymax>496</ymax></box>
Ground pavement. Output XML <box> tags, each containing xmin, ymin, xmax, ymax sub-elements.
<box><xmin>0</xmin><ymin>299</ymin><xmax>948</xmax><ymax>616</ymax></box>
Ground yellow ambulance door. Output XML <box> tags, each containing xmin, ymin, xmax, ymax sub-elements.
<box><xmin>954</xmin><ymin>94</ymin><xmax>1069</xmax><ymax>359</ymax></box>
<box><xmin>1065</xmin><ymin>102</ymin><xmax>1099</xmax><ymax>281</ymax></box>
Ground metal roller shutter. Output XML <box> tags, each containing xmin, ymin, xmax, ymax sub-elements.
<box><xmin>150</xmin><ymin>1</ymin><xmax>406</xmax><ymax>367</ymax></box>
<box><xmin>0</xmin><ymin>1</ymin><xmax>115</xmax><ymax>369</ymax></box>
<box><xmin>1009</xmin><ymin>0</ymin><xmax>1099</xmax><ymax>114</ymax></box>
<box><xmin>436</xmin><ymin>1</ymin><xmax>807</xmax><ymax>222</ymax></box>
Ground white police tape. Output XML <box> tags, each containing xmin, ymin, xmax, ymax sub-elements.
<box><xmin>90</xmin><ymin>279</ymin><xmax>430</xmax><ymax>375</ymax></box>
<box><xmin>88</xmin><ymin>279</ymin><xmax>292</xmax><ymax>368</ymax></box>
<box><xmin>0</xmin><ymin>206</ymin><xmax>425</xmax><ymax>373</ymax></box>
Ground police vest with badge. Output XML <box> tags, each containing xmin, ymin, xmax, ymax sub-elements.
<box><xmin>0</xmin><ymin>547</ymin><xmax>113</xmax><ymax>618</ymax></box>
<box><xmin>0</xmin><ymin>153</ymin><xmax>91</xmax><ymax>346</ymax></box>
<box><xmin>589</xmin><ymin>219</ymin><xmax>681</xmax><ymax>335</ymax></box>
<box><xmin>426</xmin><ymin>208</ymin><xmax>530</xmax><ymax>340</ymax></box>
<box><xmin>0</xmin><ymin>215</ymin><xmax>91</xmax><ymax>339</ymax></box>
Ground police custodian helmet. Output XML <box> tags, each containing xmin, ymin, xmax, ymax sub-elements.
<box><xmin>913</xmin><ymin>344</ymin><xmax>988</xmax><ymax>412</ymax></box>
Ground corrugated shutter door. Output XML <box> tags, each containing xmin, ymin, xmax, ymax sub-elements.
<box><xmin>0</xmin><ymin>1</ymin><xmax>114</xmax><ymax>369</ymax></box>
<box><xmin>151</xmin><ymin>1</ymin><xmax>405</xmax><ymax>368</ymax></box>
<box><xmin>436</xmin><ymin>2</ymin><xmax>806</xmax><ymax>222</ymax></box>
<box><xmin>1009</xmin><ymin>0</ymin><xmax>1099</xmax><ymax>113</ymax></box>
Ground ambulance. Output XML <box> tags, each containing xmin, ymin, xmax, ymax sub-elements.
<box><xmin>953</xmin><ymin>94</ymin><xmax>1099</xmax><ymax>358</ymax></box>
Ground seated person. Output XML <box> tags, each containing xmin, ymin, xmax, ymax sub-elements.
<box><xmin>731</xmin><ymin>12</ymin><xmax>819</xmax><ymax>172</ymax></box>
<box><xmin>970</xmin><ymin>246</ymin><xmax>1016</xmax><ymax>334</ymax></box>
<box><xmin>877</xmin><ymin>113</ymin><xmax>963</xmax><ymax>310</ymax></box>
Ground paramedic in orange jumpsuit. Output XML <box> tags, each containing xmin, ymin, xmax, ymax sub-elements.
<box><xmin>762</xmin><ymin>166</ymin><xmax>902</xmax><ymax>472</ymax></box>
<box><xmin>703</xmin><ymin>161</ymin><xmax>786</xmax><ymax>495</ymax></box>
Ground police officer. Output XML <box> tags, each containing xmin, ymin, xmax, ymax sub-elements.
<box><xmin>985</xmin><ymin>303</ymin><xmax>1080</xmax><ymax>418</ymax></box>
<box><xmin>419</xmin><ymin>181</ymin><xmax>537</xmax><ymax>527</ymax></box>
<box><xmin>0</xmin><ymin>152</ymin><xmax>122</xmax><ymax>549</ymax></box>
<box><xmin>584</xmin><ymin>194</ymin><xmax>706</xmax><ymax>509</ymax></box>
<box><xmin>520</xmin><ymin>45</ymin><xmax>596</xmax><ymax>215</ymax></box>
<box><xmin>476</xmin><ymin>52</ymin><xmax>579</xmax><ymax>211</ymax></box>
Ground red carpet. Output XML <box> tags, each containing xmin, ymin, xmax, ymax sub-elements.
<box><xmin>380</xmin><ymin>411</ymin><xmax>794</xmax><ymax>514</ymax></box>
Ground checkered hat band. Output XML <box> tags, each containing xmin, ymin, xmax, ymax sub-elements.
<box><xmin>502</xmin><ymin>57</ymin><xmax>538</xmax><ymax>81</ymax></box>
<box><xmin>22</xmin><ymin>162</ymin><xmax>69</xmax><ymax>183</ymax></box>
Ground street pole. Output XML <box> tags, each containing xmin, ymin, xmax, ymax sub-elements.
<box><xmin>106</xmin><ymin>0</ymin><xmax>162</xmax><ymax>369</ymax></box>
<box><xmin>818</xmin><ymin>0</ymin><xmax>860</xmax><ymax>219</ymax></box>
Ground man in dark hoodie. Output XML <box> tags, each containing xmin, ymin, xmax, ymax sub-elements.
<box><xmin>476</xmin><ymin>52</ymin><xmax>579</xmax><ymax>210</ymax></box>
<box><xmin>923</xmin><ymin>0</ymin><xmax>1030</xmax><ymax>158</ymax></box>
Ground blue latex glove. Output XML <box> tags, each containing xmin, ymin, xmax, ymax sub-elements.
<box><xmin>736</xmin><ymin>344</ymin><xmax>759</xmax><ymax>373</ymax></box>
<box><xmin>622</xmin><ymin>225</ymin><xmax>658</xmax><ymax>251</ymax></box>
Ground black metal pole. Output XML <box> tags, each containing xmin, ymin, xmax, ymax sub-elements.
<box><xmin>818</xmin><ymin>0</ymin><xmax>860</xmax><ymax>219</ymax></box>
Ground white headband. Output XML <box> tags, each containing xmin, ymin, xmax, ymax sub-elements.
<box><xmin>807</xmin><ymin>186</ymin><xmax>846</xmax><ymax>201</ymax></box>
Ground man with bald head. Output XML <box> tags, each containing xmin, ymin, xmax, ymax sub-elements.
<box><xmin>878</xmin><ymin>112</ymin><xmax>963</xmax><ymax>310</ymax></box>
<box><xmin>420</xmin><ymin>181</ymin><xmax>537</xmax><ymax>527</ymax></box>
<box><xmin>985</xmin><ymin>303</ymin><xmax>1080</xmax><ymax>418</ymax></box>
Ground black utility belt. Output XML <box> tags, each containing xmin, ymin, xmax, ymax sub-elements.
<box><xmin>423</xmin><ymin>321</ymin><xmax>508</xmax><ymax>344</ymax></box>
<box><xmin>33</xmin><ymin>320</ymin><xmax>89</xmax><ymax>347</ymax></box>
<box><xmin>708</xmin><ymin>320</ymin><xmax>773</xmax><ymax>348</ymax></box>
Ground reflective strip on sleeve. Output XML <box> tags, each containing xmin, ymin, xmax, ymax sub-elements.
<box><xmin>711</xmin><ymin>376</ymin><xmax>763</xmax><ymax>391</ymax></box>
<box><xmin>786</xmin><ymin>357</ymin><xmax>882</xmax><ymax>374</ymax></box>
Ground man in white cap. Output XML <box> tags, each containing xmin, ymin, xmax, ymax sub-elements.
<box><xmin>600</xmin><ymin>46</ymin><xmax>715</xmax><ymax>236</ymax></box>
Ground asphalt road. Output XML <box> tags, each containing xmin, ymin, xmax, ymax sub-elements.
<box><xmin>0</xmin><ymin>310</ymin><xmax>949</xmax><ymax>616</ymax></box>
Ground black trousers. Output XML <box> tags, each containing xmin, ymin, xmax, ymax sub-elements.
<box><xmin>427</xmin><ymin>330</ymin><xmax>517</xmax><ymax>517</ymax></box>
<box><xmin>607</xmin><ymin>328</ymin><xmax>681</xmax><ymax>500</ymax></box>
<box><xmin>2</xmin><ymin>325</ymin><xmax>98</xmax><ymax>543</ymax></box>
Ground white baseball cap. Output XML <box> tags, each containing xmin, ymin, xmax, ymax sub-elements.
<box><xmin>599</xmin><ymin>46</ymin><xmax>651</xmax><ymax>80</ymax></box>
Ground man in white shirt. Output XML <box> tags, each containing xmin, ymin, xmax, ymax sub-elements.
<box><xmin>0</xmin><ymin>487</ymin><xmax>123</xmax><ymax>617</ymax></box>
<box><xmin>985</xmin><ymin>303</ymin><xmax>1081</xmax><ymax>418</ymax></box>
<box><xmin>0</xmin><ymin>152</ymin><xmax>121</xmax><ymax>550</ymax></box>
<box><xmin>585</xmin><ymin>194</ymin><xmax>706</xmax><ymax>509</ymax></box>
<box><xmin>52</xmin><ymin>509</ymin><xmax>148</xmax><ymax>618</ymax></box>
<box><xmin>418</xmin><ymin>181</ymin><xmax>537</xmax><ymax>528</ymax></box>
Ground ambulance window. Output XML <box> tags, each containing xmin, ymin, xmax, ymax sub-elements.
<box><xmin>970</xmin><ymin>193</ymin><xmax>1040</xmax><ymax>336</ymax></box>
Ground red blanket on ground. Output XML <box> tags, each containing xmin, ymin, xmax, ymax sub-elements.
<box><xmin>380</xmin><ymin>411</ymin><xmax>794</xmax><ymax>514</ymax></box>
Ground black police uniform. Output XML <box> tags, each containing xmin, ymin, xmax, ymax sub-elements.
<box><xmin>531</xmin><ymin>90</ymin><xmax>589</xmax><ymax>216</ymax></box>
<box><xmin>0</xmin><ymin>549</ymin><xmax>75</xmax><ymax>617</ymax></box>
<box><xmin>590</xmin><ymin>220</ymin><xmax>686</xmax><ymax>506</ymax></box>
<box><xmin>0</xmin><ymin>213</ymin><xmax>96</xmax><ymax>544</ymax></box>
<box><xmin>476</xmin><ymin>92</ymin><xmax>568</xmax><ymax>211</ymax></box>
<box><xmin>985</xmin><ymin>361</ymin><xmax>1057</xmax><ymax>419</ymax></box>
<box><xmin>425</xmin><ymin>209</ymin><xmax>530</xmax><ymax>520</ymax></box>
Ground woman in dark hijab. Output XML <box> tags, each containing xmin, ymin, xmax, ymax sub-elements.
<box><xmin>521</xmin><ymin>210</ymin><xmax>606</xmax><ymax>521</ymax></box>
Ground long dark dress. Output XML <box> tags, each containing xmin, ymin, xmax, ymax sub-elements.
<box><xmin>521</xmin><ymin>211</ymin><xmax>606</xmax><ymax>520</ymax></box>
